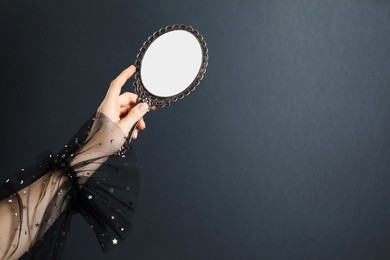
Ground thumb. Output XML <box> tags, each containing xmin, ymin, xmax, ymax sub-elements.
<box><xmin>118</xmin><ymin>102</ymin><xmax>149</xmax><ymax>134</ymax></box>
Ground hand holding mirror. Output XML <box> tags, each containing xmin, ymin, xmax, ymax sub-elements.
<box><xmin>117</xmin><ymin>24</ymin><xmax>208</xmax><ymax>155</ymax></box>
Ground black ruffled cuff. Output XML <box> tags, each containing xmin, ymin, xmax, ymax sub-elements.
<box><xmin>0</xmin><ymin>112</ymin><xmax>140</xmax><ymax>259</ymax></box>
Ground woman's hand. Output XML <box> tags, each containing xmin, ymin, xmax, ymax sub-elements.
<box><xmin>98</xmin><ymin>65</ymin><xmax>149</xmax><ymax>139</ymax></box>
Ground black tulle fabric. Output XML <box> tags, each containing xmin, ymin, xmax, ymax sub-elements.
<box><xmin>0</xmin><ymin>112</ymin><xmax>139</xmax><ymax>259</ymax></box>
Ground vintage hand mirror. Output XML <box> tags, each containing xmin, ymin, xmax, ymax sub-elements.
<box><xmin>117</xmin><ymin>24</ymin><xmax>208</xmax><ymax>155</ymax></box>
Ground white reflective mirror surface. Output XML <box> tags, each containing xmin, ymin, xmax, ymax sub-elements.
<box><xmin>140</xmin><ymin>30</ymin><xmax>203</xmax><ymax>98</ymax></box>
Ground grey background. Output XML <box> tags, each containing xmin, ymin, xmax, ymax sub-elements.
<box><xmin>1</xmin><ymin>0</ymin><xmax>390</xmax><ymax>259</ymax></box>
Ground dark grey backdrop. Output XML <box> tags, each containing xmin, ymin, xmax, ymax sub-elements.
<box><xmin>1</xmin><ymin>0</ymin><xmax>390</xmax><ymax>259</ymax></box>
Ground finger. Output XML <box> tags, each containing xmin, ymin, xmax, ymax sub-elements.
<box><xmin>132</xmin><ymin>129</ymin><xmax>138</xmax><ymax>140</ymax></box>
<box><xmin>119</xmin><ymin>106</ymin><xmax>147</xmax><ymax>121</ymax></box>
<box><xmin>118</xmin><ymin>92</ymin><xmax>138</xmax><ymax>107</ymax></box>
<box><xmin>137</xmin><ymin>118</ymin><xmax>146</xmax><ymax>130</ymax></box>
<box><xmin>106</xmin><ymin>65</ymin><xmax>136</xmax><ymax>102</ymax></box>
<box><xmin>118</xmin><ymin>102</ymin><xmax>149</xmax><ymax>133</ymax></box>
<box><xmin>120</xmin><ymin>105</ymin><xmax>131</xmax><ymax>117</ymax></box>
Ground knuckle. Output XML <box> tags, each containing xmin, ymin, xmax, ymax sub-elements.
<box><xmin>110</xmin><ymin>80</ymin><xmax>117</xmax><ymax>87</ymax></box>
<box><xmin>130</xmin><ymin>108</ymin><xmax>142</xmax><ymax>118</ymax></box>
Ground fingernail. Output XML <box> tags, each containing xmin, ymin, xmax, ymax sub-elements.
<box><xmin>139</xmin><ymin>103</ymin><xmax>148</xmax><ymax>112</ymax></box>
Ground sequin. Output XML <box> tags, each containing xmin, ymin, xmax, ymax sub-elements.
<box><xmin>20</xmin><ymin>180</ymin><xmax>24</xmax><ymax>184</ymax></box>
<box><xmin>88</xmin><ymin>195</ymin><xmax>93</xmax><ymax>200</ymax></box>
<box><xmin>112</xmin><ymin>239</ymin><xmax>118</xmax><ymax>244</ymax></box>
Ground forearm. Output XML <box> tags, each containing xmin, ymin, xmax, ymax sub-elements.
<box><xmin>0</xmin><ymin>170</ymin><xmax>67</xmax><ymax>259</ymax></box>
<box><xmin>0</xmin><ymin>112</ymin><xmax>128</xmax><ymax>259</ymax></box>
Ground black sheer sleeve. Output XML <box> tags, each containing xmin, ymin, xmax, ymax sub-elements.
<box><xmin>0</xmin><ymin>112</ymin><xmax>140</xmax><ymax>259</ymax></box>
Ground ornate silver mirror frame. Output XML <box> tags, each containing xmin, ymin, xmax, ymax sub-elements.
<box><xmin>133</xmin><ymin>24</ymin><xmax>209</xmax><ymax>110</ymax></box>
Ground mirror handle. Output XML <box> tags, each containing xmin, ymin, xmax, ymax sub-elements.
<box><xmin>115</xmin><ymin>120</ymin><xmax>140</xmax><ymax>156</ymax></box>
<box><xmin>115</xmin><ymin>96</ymin><xmax>155</xmax><ymax>156</ymax></box>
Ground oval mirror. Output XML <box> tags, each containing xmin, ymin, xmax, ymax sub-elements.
<box><xmin>134</xmin><ymin>24</ymin><xmax>208</xmax><ymax>109</ymax></box>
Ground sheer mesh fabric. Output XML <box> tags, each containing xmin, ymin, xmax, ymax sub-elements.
<box><xmin>0</xmin><ymin>112</ymin><xmax>140</xmax><ymax>259</ymax></box>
